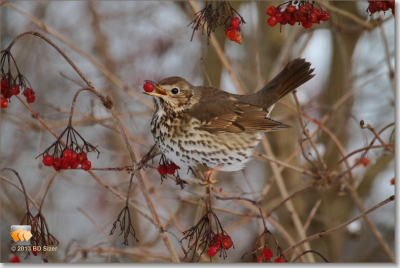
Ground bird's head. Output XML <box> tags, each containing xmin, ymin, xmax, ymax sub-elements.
<box><xmin>143</xmin><ymin>77</ymin><xmax>201</xmax><ymax>113</ymax></box>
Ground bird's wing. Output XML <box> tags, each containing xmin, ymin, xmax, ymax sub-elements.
<box><xmin>187</xmin><ymin>96</ymin><xmax>289</xmax><ymax>133</ymax></box>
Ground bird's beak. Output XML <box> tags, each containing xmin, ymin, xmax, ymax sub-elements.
<box><xmin>143</xmin><ymin>80</ymin><xmax>169</xmax><ymax>97</ymax></box>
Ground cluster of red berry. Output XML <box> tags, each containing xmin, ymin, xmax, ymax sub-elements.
<box><xmin>225</xmin><ymin>17</ymin><xmax>242</xmax><ymax>44</ymax></box>
<box><xmin>207</xmin><ymin>234</ymin><xmax>233</xmax><ymax>257</ymax></box>
<box><xmin>42</xmin><ymin>149</ymin><xmax>91</xmax><ymax>171</ymax></box>
<box><xmin>1</xmin><ymin>78</ymin><xmax>36</xmax><ymax>108</ymax></box>
<box><xmin>143</xmin><ymin>81</ymin><xmax>155</xmax><ymax>93</ymax></box>
<box><xmin>354</xmin><ymin>157</ymin><xmax>371</xmax><ymax>167</ymax></box>
<box><xmin>257</xmin><ymin>248</ymin><xmax>285</xmax><ymax>263</ymax></box>
<box><xmin>367</xmin><ymin>1</ymin><xmax>395</xmax><ymax>16</ymax></box>
<box><xmin>23</xmin><ymin>87</ymin><xmax>36</xmax><ymax>103</ymax></box>
<box><xmin>266</xmin><ymin>1</ymin><xmax>330</xmax><ymax>29</ymax></box>
<box><xmin>157</xmin><ymin>162</ymin><xmax>180</xmax><ymax>176</ymax></box>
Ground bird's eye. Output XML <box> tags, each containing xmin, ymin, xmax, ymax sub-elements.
<box><xmin>171</xmin><ymin>88</ymin><xmax>179</xmax><ymax>94</ymax></box>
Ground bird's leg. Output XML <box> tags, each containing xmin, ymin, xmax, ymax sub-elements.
<box><xmin>200</xmin><ymin>164</ymin><xmax>224</xmax><ymax>185</ymax></box>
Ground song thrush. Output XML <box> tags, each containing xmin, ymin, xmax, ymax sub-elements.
<box><xmin>144</xmin><ymin>58</ymin><xmax>314</xmax><ymax>180</ymax></box>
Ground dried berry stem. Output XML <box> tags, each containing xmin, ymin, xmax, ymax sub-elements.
<box><xmin>2</xmin><ymin>168</ymin><xmax>30</xmax><ymax>214</ymax></box>
<box><xmin>68</xmin><ymin>88</ymin><xmax>91</xmax><ymax>126</ymax></box>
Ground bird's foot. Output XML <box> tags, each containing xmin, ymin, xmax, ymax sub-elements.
<box><xmin>199</xmin><ymin>164</ymin><xmax>223</xmax><ymax>185</ymax></box>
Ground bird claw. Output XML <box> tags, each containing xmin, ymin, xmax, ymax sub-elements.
<box><xmin>198</xmin><ymin>177</ymin><xmax>219</xmax><ymax>186</ymax></box>
<box><xmin>199</xmin><ymin>164</ymin><xmax>223</xmax><ymax>185</ymax></box>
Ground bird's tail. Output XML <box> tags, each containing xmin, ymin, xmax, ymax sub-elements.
<box><xmin>239</xmin><ymin>58</ymin><xmax>315</xmax><ymax>111</ymax></box>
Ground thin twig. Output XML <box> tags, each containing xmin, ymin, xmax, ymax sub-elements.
<box><xmin>283</xmin><ymin>195</ymin><xmax>395</xmax><ymax>255</ymax></box>
<box><xmin>377</xmin><ymin>14</ymin><xmax>395</xmax><ymax>92</ymax></box>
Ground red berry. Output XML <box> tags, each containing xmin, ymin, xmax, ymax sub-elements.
<box><xmin>2</xmin><ymin>88</ymin><xmax>13</xmax><ymax>98</ymax></box>
<box><xmin>275</xmin><ymin>11</ymin><xmax>283</xmax><ymax>22</ymax></box>
<box><xmin>43</xmin><ymin>155</ymin><xmax>54</xmax><ymax>166</ymax></box>
<box><xmin>225</xmin><ymin>27</ymin><xmax>242</xmax><ymax>44</ymax></box>
<box><xmin>207</xmin><ymin>246</ymin><xmax>219</xmax><ymax>257</ymax></box>
<box><xmin>32</xmin><ymin>249</ymin><xmax>39</xmax><ymax>256</ymax></box>
<box><xmin>26</xmin><ymin>95</ymin><xmax>35</xmax><ymax>103</ymax></box>
<box><xmin>81</xmin><ymin>160</ymin><xmax>91</xmax><ymax>171</ymax></box>
<box><xmin>10</xmin><ymin>254</ymin><xmax>20</xmax><ymax>263</ymax></box>
<box><xmin>382</xmin><ymin>2</ymin><xmax>389</xmax><ymax>11</ymax></box>
<box><xmin>299</xmin><ymin>15</ymin><xmax>308</xmax><ymax>22</ymax></box>
<box><xmin>288</xmin><ymin>19</ymin><xmax>296</xmax><ymax>25</ymax></box>
<box><xmin>309</xmin><ymin>12</ymin><xmax>319</xmax><ymax>23</ymax></box>
<box><xmin>1</xmin><ymin>78</ymin><xmax>8</xmax><ymax>89</ymax></box>
<box><xmin>266</xmin><ymin>6</ymin><xmax>276</xmax><ymax>16</ymax></box>
<box><xmin>70</xmin><ymin>161</ymin><xmax>79</xmax><ymax>169</ymax></box>
<box><xmin>274</xmin><ymin>257</ymin><xmax>286</xmax><ymax>263</ymax></box>
<box><xmin>61</xmin><ymin>158</ymin><xmax>70</xmax><ymax>169</ymax></box>
<box><xmin>387</xmin><ymin>1</ymin><xmax>394</xmax><ymax>8</ymax></box>
<box><xmin>361</xmin><ymin>157</ymin><xmax>371</xmax><ymax>167</ymax></box>
<box><xmin>299</xmin><ymin>5</ymin><xmax>308</xmax><ymax>14</ymax></box>
<box><xmin>157</xmin><ymin>164</ymin><xmax>168</xmax><ymax>175</ymax></box>
<box><xmin>167</xmin><ymin>162</ymin><xmax>180</xmax><ymax>174</ymax></box>
<box><xmin>286</xmin><ymin>5</ymin><xmax>296</xmax><ymax>13</ymax></box>
<box><xmin>222</xmin><ymin>235</ymin><xmax>233</xmax><ymax>249</ymax></box>
<box><xmin>23</xmin><ymin>88</ymin><xmax>33</xmax><ymax>97</ymax></box>
<box><xmin>374</xmin><ymin>1</ymin><xmax>383</xmax><ymax>11</ymax></box>
<box><xmin>211</xmin><ymin>234</ymin><xmax>223</xmax><ymax>249</ymax></box>
<box><xmin>52</xmin><ymin>158</ymin><xmax>62</xmax><ymax>170</ymax></box>
<box><xmin>12</xmin><ymin>84</ymin><xmax>20</xmax><ymax>95</ymax></box>
<box><xmin>230</xmin><ymin>17</ymin><xmax>241</xmax><ymax>30</ymax></box>
<box><xmin>320</xmin><ymin>11</ymin><xmax>330</xmax><ymax>21</ymax></box>
<box><xmin>167</xmin><ymin>165</ymin><xmax>176</xmax><ymax>175</ymax></box>
<box><xmin>77</xmin><ymin>152</ymin><xmax>87</xmax><ymax>164</ymax></box>
<box><xmin>313</xmin><ymin>8</ymin><xmax>322</xmax><ymax>19</ymax></box>
<box><xmin>262</xmin><ymin>248</ymin><xmax>273</xmax><ymax>260</ymax></box>
<box><xmin>53</xmin><ymin>157</ymin><xmax>61</xmax><ymax>166</ymax></box>
<box><xmin>63</xmin><ymin>149</ymin><xmax>73</xmax><ymax>159</ymax></box>
<box><xmin>283</xmin><ymin>13</ymin><xmax>292</xmax><ymax>21</ymax></box>
<box><xmin>302</xmin><ymin>21</ymin><xmax>313</xmax><ymax>28</ymax></box>
<box><xmin>267</xmin><ymin>16</ymin><xmax>278</xmax><ymax>26</ymax></box>
<box><xmin>368</xmin><ymin>5</ymin><xmax>376</xmax><ymax>13</ymax></box>
<box><xmin>143</xmin><ymin>82</ymin><xmax>154</xmax><ymax>93</ymax></box>
<box><xmin>71</xmin><ymin>152</ymin><xmax>78</xmax><ymax>161</ymax></box>
<box><xmin>1</xmin><ymin>97</ymin><xmax>8</xmax><ymax>108</ymax></box>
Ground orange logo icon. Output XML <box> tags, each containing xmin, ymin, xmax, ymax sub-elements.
<box><xmin>10</xmin><ymin>229</ymin><xmax>33</xmax><ymax>242</ymax></box>
<box><xmin>10</xmin><ymin>225</ymin><xmax>32</xmax><ymax>245</ymax></box>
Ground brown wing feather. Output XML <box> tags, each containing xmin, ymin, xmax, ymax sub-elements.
<box><xmin>188</xmin><ymin>96</ymin><xmax>288</xmax><ymax>134</ymax></box>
